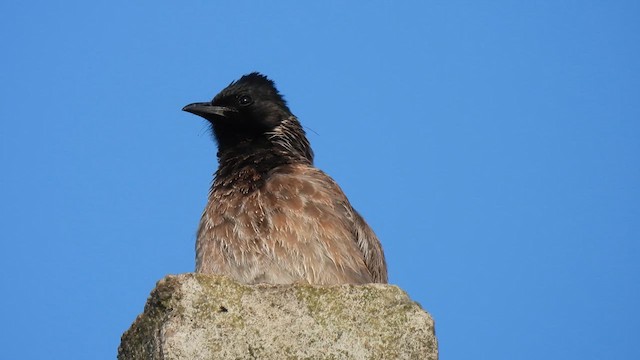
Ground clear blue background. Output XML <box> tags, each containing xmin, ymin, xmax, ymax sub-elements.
<box><xmin>1</xmin><ymin>1</ymin><xmax>638</xmax><ymax>359</ymax></box>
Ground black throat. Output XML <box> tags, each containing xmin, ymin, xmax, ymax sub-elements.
<box><xmin>212</xmin><ymin>137</ymin><xmax>306</xmax><ymax>194</ymax></box>
<box><xmin>211</xmin><ymin>115</ymin><xmax>314</xmax><ymax>193</ymax></box>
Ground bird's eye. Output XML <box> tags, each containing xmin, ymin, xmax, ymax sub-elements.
<box><xmin>238</xmin><ymin>94</ymin><xmax>253</xmax><ymax>106</ymax></box>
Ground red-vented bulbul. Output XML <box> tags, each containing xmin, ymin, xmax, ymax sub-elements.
<box><xmin>182</xmin><ymin>73</ymin><xmax>387</xmax><ymax>285</ymax></box>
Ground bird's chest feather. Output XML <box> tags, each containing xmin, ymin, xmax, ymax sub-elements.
<box><xmin>199</xmin><ymin>164</ymin><xmax>346</xmax><ymax>248</ymax></box>
<box><xmin>207</xmin><ymin>166</ymin><xmax>307</xmax><ymax>227</ymax></box>
<box><xmin>196</xmin><ymin>164</ymin><xmax>371</xmax><ymax>284</ymax></box>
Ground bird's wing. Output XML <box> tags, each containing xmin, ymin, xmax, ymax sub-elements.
<box><xmin>351</xmin><ymin>209</ymin><xmax>388</xmax><ymax>283</ymax></box>
<box><xmin>287</xmin><ymin>165</ymin><xmax>388</xmax><ymax>283</ymax></box>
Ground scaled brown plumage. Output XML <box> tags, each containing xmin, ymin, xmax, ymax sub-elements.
<box><xmin>183</xmin><ymin>73</ymin><xmax>387</xmax><ymax>285</ymax></box>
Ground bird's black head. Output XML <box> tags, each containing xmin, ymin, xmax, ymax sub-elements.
<box><xmin>183</xmin><ymin>72</ymin><xmax>313</xmax><ymax>163</ymax></box>
<box><xmin>183</xmin><ymin>72</ymin><xmax>291</xmax><ymax>130</ymax></box>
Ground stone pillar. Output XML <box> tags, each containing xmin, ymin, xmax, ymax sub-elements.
<box><xmin>119</xmin><ymin>274</ymin><xmax>437</xmax><ymax>359</ymax></box>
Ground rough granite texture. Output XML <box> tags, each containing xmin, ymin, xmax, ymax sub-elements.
<box><xmin>118</xmin><ymin>273</ymin><xmax>437</xmax><ymax>360</ymax></box>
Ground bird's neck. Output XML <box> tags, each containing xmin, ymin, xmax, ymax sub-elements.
<box><xmin>217</xmin><ymin>142</ymin><xmax>293</xmax><ymax>171</ymax></box>
<box><xmin>212</xmin><ymin>139</ymin><xmax>301</xmax><ymax>193</ymax></box>
<box><xmin>212</xmin><ymin>116</ymin><xmax>314</xmax><ymax>192</ymax></box>
<box><xmin>215</xmin><ymin>116</ymin><xmax>313</xmax><ymax>169</ymax></box>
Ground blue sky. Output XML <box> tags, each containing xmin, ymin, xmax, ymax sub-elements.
<box><xmin>1</xmin><ymin>1</ymin><xmax>638</xmax><ymax>359</ymax></box>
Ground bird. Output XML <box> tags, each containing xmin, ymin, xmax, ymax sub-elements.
<box><xmin>182</xmin><ymin>72</ymin><xmax>387</xmax><ymax>285</ymax></box>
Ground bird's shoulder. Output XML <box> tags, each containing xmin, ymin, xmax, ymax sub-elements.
<box><xmin>265</xmin><ymin>163</ymin><xmax>348</xmax><ymax>204</ymax></box>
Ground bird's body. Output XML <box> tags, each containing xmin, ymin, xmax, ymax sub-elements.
<box><xmin>183</xmin><ymin>73</ymin><xmax>387</xmax><ymax>285</ymax></box>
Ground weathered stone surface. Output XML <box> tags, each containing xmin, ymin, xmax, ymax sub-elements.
<box><xmin>118</xmin><ymin>273</ymin><xmax>437</xmax><ymax>360</ymax></box>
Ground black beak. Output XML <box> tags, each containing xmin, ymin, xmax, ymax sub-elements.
<box><xmin>182</xmin><ymin>102</ymin><xmax>237</xmax><ymax>119</ymax></box>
